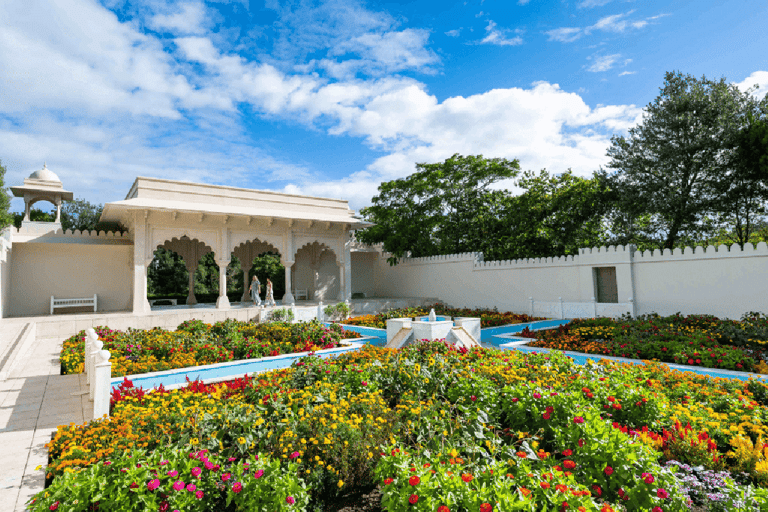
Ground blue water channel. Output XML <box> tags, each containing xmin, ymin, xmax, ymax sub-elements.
<box><xmin>114</xmin><ymin>318</ymin><xmax>768</xmax><ymax>391</ymax></box>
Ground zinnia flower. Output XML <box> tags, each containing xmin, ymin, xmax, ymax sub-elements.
<box><xmin>186</xmin><ymin>483</ymin><xmax>196</xmax><ymax>492</ymax></box>
<box><xmin>604</xmin><ymin>466</ymin><xmax>614</xmax><ymax>476</ymax></box>
<box><xmin>195</xmin><ymin>490</ymin><xmax>204</xmax><ymax>500</ymax></box>
<box><xmin>384</xmin><ymin>478</ymin><xmax>394</xmax><ymax>485</ymax></box>
<box><xmin>438</xmin><ymin>506</ymin><xmax>450</xmax><ymax>512</ymax></box>
<box><xmin>409</xmin><ymin>475</ymin><xmax>420</xmax><ymax>486</ymax></box>
<box><xmin>286</xmin><ymin>496</ymin><xmax>296</xmax><ymax>505</ymax></box>
<box><xmin>232</xmin><ymin>482</ymin><xmax>243</xmax><ymax>493</ymax></box>
<box><xmin>191</xmin><ymin>467</ymin><xmax>202</xmax><ymax>477</ymax></box>
<box><xmin>480</xmin><ymin>504</ymin><xmax>492</xmax><ymax>512</ymax></box>
<box><xmin>255</xmin><ymin>469</ymin><xmax>264</xmax><ymax>479</ymax></box>
<box><xmin>173</xmin><ymin>481</ymin><xmax>185</xmax><ymax>491</ymax></box>
<box><xmin>409</xmin><ymin>494</ymin><xmax>419</xmax><ymax>505</ymax></box>
<box><xmin>657</xmin><ymin>488</ymin><xmax>669</xmax><ymax>499</ymax></box>
<box><xmin>221</xmin><ymin>473</ymin><xmax>231</xmax><ymax>482</ymax></box>
<box><xmin>573</xmin><ymin>417</ymin><xmax>585</xmax><ymax>424</ymax></box>
<box><xmin>147</xmin><ymin>479</ymin><xmax>160</xmax><ymax>491</ymax></box>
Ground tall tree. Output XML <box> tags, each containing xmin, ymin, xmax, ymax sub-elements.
<box><xmin>606</xmin><ymin>71</ymin><xmax>758</xmax><ymax>250</ymax></box>
<box><xmin>356</xmin><ymin>154</ymin><xmax>521</xmax><ymax>263</ymax></box>
<box><xmin>61</xmin><ymin>198</ymin><xmax>103</xmax><ymax>232</ymax></box>
<box><xmin>0</xmin><ymin>159</ymin><xmax>12</xmax><ymax>229</ymax></box>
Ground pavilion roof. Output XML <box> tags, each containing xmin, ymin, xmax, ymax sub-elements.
<box><xmin>100</xmin><ymin>177</ymin><xmax>371</xmax><ymax>228</ymax></box>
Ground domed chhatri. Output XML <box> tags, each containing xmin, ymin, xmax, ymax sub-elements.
<box><xmin>27</xmin><ymin>163</ymin><xmax>63</xmax><ymax>183</ymax></box>
<box><xmin>11</xmin><ymin>163</ymin><xmax>73</xmax><ymax>227</ymax></box>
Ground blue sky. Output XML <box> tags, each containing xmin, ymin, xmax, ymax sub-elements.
<box><xmin>1</xmin><ymin>0</ymin><xmax>767</xmax><ymax>213</ymax></box>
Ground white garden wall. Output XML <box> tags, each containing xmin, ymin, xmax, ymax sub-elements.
<box><xmin>9</xmin><ymin>242</ymin><xmax>133</xmax><ymax>317</ymax></box>
<box><xmin>364</xmin><ymin>243</ymin><xmax>768</xmax><ymax>319</ymax></box>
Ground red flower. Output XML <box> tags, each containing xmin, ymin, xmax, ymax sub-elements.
<box><xmin>563</xmin><ymin>460</ymin><xmax>576</xmax><ymax>470</ymax></box>
<box><xmin>652</xmin><ymin>508</ymin><xmax>663</xmax><ymax>512</ymax></box>
<box><xmin>480</xmin><ymin>504</ymin><xmax>492</xmax><ymax>512</ymax></box>
<box><xmin>562</xmin><ymin>449</ymin><xmax>572</xmax><ymax>456</ymax></box>
<box><xmin>657</xmin><ymin>488</ymin><xmax>669</xmax><ymax>499</ymax></box>
<box><xmin>409</xmin><ymin>494</ymin><xmax>419</xmax><ymax>505</ymax></box>
<box><xmin>591</xmin><ymin>485</ymin><xmax>602</xmax><ymax>497</ymax></box>
<box><xmin>573</xmin><ymin>417</ymin><xmax>585</xmax><ymax>424</ymax></box>
<box><xmin>384</xmin><ymin>478</ymin><xmax>394</xmax><ymax>485</ymax></box>
<box><xmin>49</xmin><ymin>503</ymin><xmax>60</xmax><ymax>511</ymax></box>
<box><xmin>438</xmin><ymin>507</ymin><xmax>450</xmax><ymax>512</ymax></box>
<box><xmin>604</xmin><ymin>466</ymin><xmax>614</xmax><ymax>476</ymax></box>
<box><xmin>461</xmin><ymin>473</ymin><xmax>474</xmax><ymax>482</ymax></box>
<box><xmin>543</xmin><ymin>412</ymin><xmax>551</xmax><ymax>420</ymax></box>
<box><xmin>578</xmin><ymin>438</ymin><xmax>585</xmax><ymax>447</ymax></box>
<box><xmin>409</xmin><ymin>476</ymin><xmax>420</xmax><ymax>486</ymax></box>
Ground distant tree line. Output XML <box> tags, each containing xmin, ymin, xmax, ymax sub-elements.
<box><xmin>357</xmin><ymin>71</ymin><xmax>768</xmax><ymax>263</ymax></box>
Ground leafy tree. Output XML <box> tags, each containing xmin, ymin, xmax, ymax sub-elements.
<box><xmin>356</xmin><ymin>154</ymin><xmax>521</xmax><ymax>263</ymax></box>
<box><xmin>60</xmin><ymin>198</ymin><xmax>126</xmax><ymax>233</ymax></box>
<box><xmin>148</xmin><ymin>248</ymin><xmax>189</xmax><ymax>296</ymax></box>
<box><xmin>13</xmin><ymin>208</ymin><xmax>55</xmax><ymax>228</ymax></box>
<box><xmin>0</xmin><ymin>159</ymin><xmax>12</xmax><ymax>229</ymax></box>
<box><xmin>605</xmin><ymin>71</ymin><xmax>762</xmax><ymax>250</ymax></box>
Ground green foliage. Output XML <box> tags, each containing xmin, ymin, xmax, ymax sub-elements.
<box><xmin>12</xmin><ymin>208</ymin><xmax>55</xmax><ymax>227</ymax></box>
<box><xmin>0</xmin><ymin>159</ymin><xmax>13</xmax><ymax>229</ymax></box>
<box><xmin>357</xmin><ymin>154</ymin><xmax>521</xmax><ymax>264</ymax></box>
<box><xmin>605</xmin><ymin>71</ymin><xmax>768</xmax><ymax>251</ymax></box>
<box><xmin>323</xmin><ymin>302</ymin><xmax>350</xmax><ymax>321</ymax></box>
<box><xmin>270</xmin><ymin>308</ymin><xmax>295</xmax><ymax>322</ymax></box>
<box><xmin>148</xmin><ymin>248</ymin><xmax>189</xmax><ymax>296</ymax></box>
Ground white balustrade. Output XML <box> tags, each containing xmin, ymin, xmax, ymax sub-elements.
<box><xmin>317</xmin><ymin>301</ymin><xmax>324</xmax><ymax>322</ymax></box>
<box><xmin>92</xmin><ymin>349</ymin><xmax>112</xmax><ymax>418</ymax></box>
<box><xmin>89</xmin><ymin>338</ymin><xmax>104</xmax><ymax>400</ymax></box>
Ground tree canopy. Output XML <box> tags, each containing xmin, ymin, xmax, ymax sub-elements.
<box><xmin>0</xmin><ymin>160</ymin><xmax>12</xmax><ymax>229</ymax></box>
<box><xmin>356</xmin><ymin>154</ymin><xmax>521</xmax><ymax>263</ymax></box>
<box><xmin>605</xmin><ymin>71</ymin><xmax>768</xmax><ymax>250</ymax></box>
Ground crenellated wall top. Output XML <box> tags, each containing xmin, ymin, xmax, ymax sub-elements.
<box><xmin>7</xmin><ymin>224</ymin><xmax>132</xmax><ymax>245</ymax></box>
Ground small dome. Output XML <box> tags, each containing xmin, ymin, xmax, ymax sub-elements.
<box><xmin>28</xmin><ymin>163</ymin><xmax>61</xmax><ymax>183</ymax></box>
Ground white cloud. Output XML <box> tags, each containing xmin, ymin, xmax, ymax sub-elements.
<box><xmin>0</xmin><ymin>0</ymin><xmax>647</xmax><ymax>213</ymax></box>
<box><xmin>445</xmin><ymin>28</ymin><xmax>462</xmax><ymax>37</ymax></box>
<box><xmin>546</xmin><ymin>11</ymin><xmax>663</xmax><ymax>43</ymax></box>
<box><xmin>148</xmin><ymin>2</ymin><xmax>211</xmax><ymax>35</ymax></box>
<box><xmin>475</xmin><ymin>11</ymin><xmax>486</xmax><ymax>18</ymax></box>
<box><xmin>619</xmin><ymin>70</ymin><xmax>636</xmax><ymax>76</ymax></box>
<box><xmin>518</xmin><ymin>0</ymin><xmax>532</xmax><ymax>5</ymax></box>
<box><xmin>587</xmin><ymin>54</ymin><xmax>622</xmax><ymax>72</ymax></box>
<box><xmin>545</xmin><ymin>27</ymin><xmax>582</xmax><ymax>42</ymax></box>
<box><xmin>474</xmin><ymin>21</ymin><xmax>524</xmax><ymax>46</ymax></box>
<box><xmin>578</xmin><ymin>0</ymin><xmax>614</xmax><ymax>7</ymax></box>
<box><xmin>735</xmin><ymin>71</ymin><xmax>768</xmax><ymax>100</ymax></box>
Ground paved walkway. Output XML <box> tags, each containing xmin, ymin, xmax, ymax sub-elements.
<box><xmin>0</xmin><ymin>331</ymin><xmax>92</xmax><ymax>511</ymax></box>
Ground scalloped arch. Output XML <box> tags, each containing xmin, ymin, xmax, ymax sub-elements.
<box><xmin>294</xmin><ymin>240</ymin><xmax>337</xmax><ymax>261</ymax></box>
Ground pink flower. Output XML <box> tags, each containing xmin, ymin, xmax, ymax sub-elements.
<box><xmin>255</xmin><ymin>469</ymin><xmax>264</xmax><ymax>479</ymax></box>
<box><xmin>204</xmin><ymin>461</ymin><xmax>214</xmax><ymax>470</ymax></box>
<box><xmin>191</xmin><ymin>467</ymin><xmax>202</xmax><ymax>477</ymax></box>
<box><xmin>573</xmin><ymin>416</ymin><xmax>585</xmax><ymax>424</ymax></box>
<box><xmin>186</xmin><ymin>483</ymin><xmax>197</xmax><ymax>492</ymax></box>
<box><xmin>167</xmin><ymin>470</ymin><xmax>178</xmax><ymax>477</ymax></box>
<box><xmin>173</xmin><ymin>481</ymin><xmax>185</xmax><ymax>491</ymax></box>
<box><xmin>147</xmin><ymin>479</ymin><xmax>160</xmax><ymax>491</ymax></box>
<box><xmin>221</xmin><ymin>473</ymin><xmax>231</xmax><ymax>481</ymax></box>
<box><xmin>643</xmin><ymin>473</ymin><xmax>655</xmax><ymax>484</ymax></box>
<box><xmin>49</xmin><ymin>503</ymin><xmax>60</xmax><ymax>511</ymax></box>
<box><xmin>232</xmin><ymin>482</ymin><xmax>243</xmax><ymax>493</ymax></box>
<box><xmin>286</xmin><ymin>496</ymin><xmax>296</xmax><ymax>505</ymax></box>
<box><xmin>159</xmin><ymin>460</ymin><xmax>169</xmax><ymax>466</ymax></box>
<box><xmin>362</xmin><ymin>381</ymin><xmax>368</xmax><ymax>386</ymax></box>
<box><xmin>290</xmin><ymin>452</ymin><xmax>300</xmax><ymax>459</ymax></box>
<box><xmin>511</xmin><ymin>397</ymin><xmax>519</xmax><ymax>403</ymax></box>
<box><xmin>533</xmin><ymin>393</ymin><xmax>542</xmax><ymax>399</ymax></box>
<box><xmin>228</xmin><ymin>457</ymin><xmax>236</xmax><ymax>462</ymax></box>
<box><xmin>657</xmin><ymin>488</ymin><xmax>669</xmax><ymax>499</ymax></box>
<box><xmin>652</xmin><ymin>508</ymin><xmax>663</xmax><ymax>512</ymax></box>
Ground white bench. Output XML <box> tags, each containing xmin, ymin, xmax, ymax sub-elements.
<box><xmin>294</xmin><ymin>289</ymin><xmax>308</xmax><ymax>300</ymax></box>
<box><xmin>149</xmin><ymin>298</ymin><xmax>178</xmax><ymax>307</ymax></box>
<box><xmin>51</xmin><ymin>294</ymin><xmax>97</xmax><ymax>314</ymax></box>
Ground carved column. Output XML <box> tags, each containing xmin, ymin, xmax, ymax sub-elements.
<box><xmin>282</xmin><ymin>260</ymin><xmax>295</xmax><ymax>305</ymax></box>
<box><xmin>186</xmin><ymin>263</ymin><xmax>198</xmax><ymax>305</ymax></box>
<box><xmin>336</xmin><ymin>260</ymin><xmax>345</xmax><ymax>302</ymax></box>
<box><xmin>215</xmin><ymin>259</ymin><xmax>230</xmax><ymax>309</ymax></box>
<box><xmin>132</xmin><ymin>210</ymin><xmax>151</xmax><ymax>314</ymax></box>
<box><xmin>240</xmin><ymin>264</ymin><xmax>252</xmax><ymax>302</ymax></box>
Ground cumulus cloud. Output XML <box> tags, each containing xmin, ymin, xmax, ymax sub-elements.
<box><xmin>735</xmin><ymin>70</ymin><xmax>768</xmax><ymax>100</ymax></box>
<box><xmin>147</xmin><ymin>2</ymin><xmax>212</xmax><ymax>35</ymax></box>
<box><xmin>578</xmin><ymin>0</ymin><xmax>614</xmax><ymax>8</ymax></box>
<box><xmin>473</xmin><ymin>21</ymin><xmax>524</xmax><ymax>46</ymax></box>
<box><xmin>546</xmin><ymin>11</ymin><xmax>663</xmax><ymax>43</ymax></box>
<box><xmin>587</xmin><ymin>54</ymin><xmax>623</xmax><ymax>72</ymax></box>
<box><xmin>445</xmin><ymin>28</ymin><xmax>462</xmax><ymax>37</ymax></box>
<box><xmin>1</xmin><ymin>0</ymin><xmax>647</xmax><ymax>212</ymax></box>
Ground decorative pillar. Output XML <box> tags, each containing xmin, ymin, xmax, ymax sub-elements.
<box><xmin>216</xmin><ymin>259</ymin><xmax>230</xmax><ymax>309</ymax></box>
<box><xmin>23</xmin><ymin>199</ymin><xmax>30</xmax><ymax>222</ymax></box>
<box><xmin>54</xmin><ymin>197</ymin><xmax>62</xmax><ymax>223</ymax></box>
<box><xmin>132</xmin><ymin>211</ymin><xmax>151</xmax><ymax>315</ymax></box>
<box><xmin>93</xmin><ymin>349</ymin><xmax>112</xmax><ymax>419</ymax></box>
<box><xmin>336</xmin><ymin>261</ymin><xmax>345</xmax><ymax>302</ymax></box>
<box><xmin>240</xmin><ymin>265</ymin><xmax>252</xmax><ymax>303</ymax></box>
<box><xmin>282</xmin><ymin>261</ymin><xmax>295</xmax><ymax>305</ymax></box>
<box><xmin>186</xmin><ymin>264</ymin><xmax>198</xmax><ymax>305</ymax></box>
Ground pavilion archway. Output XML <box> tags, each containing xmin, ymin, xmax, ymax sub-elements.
<box><xmin>155</xmin><ymin>236</ymin><xmax>213</xmax><ymax>306</ymax></box>
<box><xmin>294</xmin><ymin>241</ymin><xmax>340</xmax><ymax>301</ymax></box>
<box><xmin>232</xmin><ymin>239</ymin><xmax>283</xmax><ymax>303</ymax></box>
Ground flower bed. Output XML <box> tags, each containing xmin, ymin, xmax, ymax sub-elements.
<box><xmin>343</xmin><ymin>305</ymin><xmax>544</xmax><ymax>330</ymax></box>
<box><xmin>518</xmin><ymin>313</ymin><xmax>768</xmax><ymax>374</ymax></box>
<box><xmin>60</xmin><ymin>319</ymin><xmax>361</xmax><ymax>377</ymax></box>
<box><xmin>34</xmin><ymin>341</ymin><xmax>768</xmax><ymax>511</ymax></box>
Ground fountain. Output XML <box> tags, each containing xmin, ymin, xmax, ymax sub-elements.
<box><xmin>385</xmin><ymin>308</ymin><xmax>481</xmax><ymax>349</ymax></box>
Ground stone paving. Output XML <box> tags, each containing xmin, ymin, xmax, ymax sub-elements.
<box><xmin>0</xmin><ymin>333</ymin><xmax>92</xmax><ymax>511</ymax></box>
